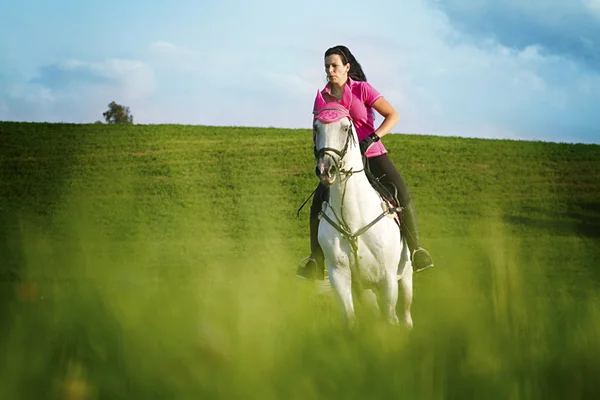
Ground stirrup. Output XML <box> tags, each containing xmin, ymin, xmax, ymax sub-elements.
<box><xmin>412</xmin><ymin>247</ymin><xmax>434</xmax><ymax>273</ymax></box>
<box><xmin>296</xmin><ymin>256</ymin><xmax>317</xmax><ymax>280</ymax></box>
<box><xmin>297</xmin><ymin>255</ymin><xmax>327</xmax><ymax>281</ymax></box>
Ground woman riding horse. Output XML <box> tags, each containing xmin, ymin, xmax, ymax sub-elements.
<box><xmin>297</xmin><ymin>45</ymin><xmax>434</xmax><ymax>281</ymax></box>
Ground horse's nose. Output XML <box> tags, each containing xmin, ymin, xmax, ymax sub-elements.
<box><xmin>317</xmin><ymin>159</ymin><xmax>326</xmax><ymax>176</ymax></box>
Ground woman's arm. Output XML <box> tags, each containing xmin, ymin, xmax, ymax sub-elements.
<box><xmin>371</xmin><ymin>97</ymin><xmax>400</xmax><ymax>139</ymax></box>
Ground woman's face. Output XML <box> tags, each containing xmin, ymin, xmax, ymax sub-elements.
<box><xmin>325</xmin><ymin>54</ymin><xmax>349</xmax><ymax>85</ymax></box>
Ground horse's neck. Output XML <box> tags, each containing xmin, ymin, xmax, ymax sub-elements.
<box><xmin>328</xmin><ymin>154</ymin><xmax>382</xmax><ymax>223</ymax></box>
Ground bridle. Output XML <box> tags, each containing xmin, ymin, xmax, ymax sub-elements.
<box><xmin>313</xmin><ymin>107</ymin><xmax>363</xmax><ymax>182</ymax></box>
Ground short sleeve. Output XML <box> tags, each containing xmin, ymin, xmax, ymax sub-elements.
<box><xmin>313</xmin><ymin>89</ymin><xmax>325</xmax><ymax>114</ymax></box>
<box><xmin>361</xmin><ymin>82</ymin><xmax>383</xmax><ymax>107</ymax></box>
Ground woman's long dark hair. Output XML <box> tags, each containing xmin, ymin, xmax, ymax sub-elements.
<box><xmin>325</xmin><ymin>45</ymin><xmax>367</xmax><ymax>82</ymax></box>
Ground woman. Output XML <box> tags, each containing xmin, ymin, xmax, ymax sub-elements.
<box><xmin>296</xmin><ymin>45</ymin><xmax>434</xmax><ymax>281</ymax></box>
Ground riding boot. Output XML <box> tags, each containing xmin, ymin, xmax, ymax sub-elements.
<box><xmin>401</xmin><ymin>200</ymin><xmax>434</xmax><ymax>273</ymax></box>
<box><xmin>296</xmin><ymin>215</ymin><xmax>325</xmax><ymax>280</ymax></box>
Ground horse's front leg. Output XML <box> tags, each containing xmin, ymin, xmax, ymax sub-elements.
<box><xmin>397</xmin><ymin>264</ymin><xmax>414</xmax><ymax>329</ymax></box>
<box><xmin>329</xmin><ymin>266</ymin><xmax>357</xmax><ymax>329</ymax></box>
<box><xmin>378</xmin><ymin>274</ymin><xmax>400</xmax><ymax>326</ymax></box>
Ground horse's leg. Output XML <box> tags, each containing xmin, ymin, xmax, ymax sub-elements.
<box><xmin>378</xmin><ymin>274</ymin><xmax>400</xmax><ymax>326</ymax></box>
<box><xmin>360</xmin><ymin>288</ymin><xmax>381</xmax><ymax>319</ymax></box>
<box><xmin>329</xmin><ymin>267</ymin><xmax>357</xmax><ymax>329</ymax></box>
<box><xmin>397</xmin><ymin>261</ymin><xmax>414</xmax><ymax>329</ymax></box>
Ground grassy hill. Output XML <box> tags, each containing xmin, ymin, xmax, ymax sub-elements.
<box><xmin>1</xmin><ymin>121</ymin><xmax>600</xmax><ymax>399</ymax></box>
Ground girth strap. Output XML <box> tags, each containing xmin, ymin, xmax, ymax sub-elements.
<box><xmin>318</xmin><ymin>205</ymin><xmax>400</xmax><ymax>252</ymax></box>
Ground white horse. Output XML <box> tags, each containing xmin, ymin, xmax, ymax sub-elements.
<box><xmin>313</xmin><ymin>93</ymin><xmax>413</xmax><ymax>330</ymax></box>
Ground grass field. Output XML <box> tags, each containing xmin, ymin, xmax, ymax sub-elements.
<box><xmin>1</xmin><ymin>121</ymin><xmax>600</xmax><ymax>399</ymax></box>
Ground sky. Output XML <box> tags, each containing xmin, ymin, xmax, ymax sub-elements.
<box><xmin>1</xmin><ymin>0</ymin><xmax>599</xmax><ymax>144</ymax></box>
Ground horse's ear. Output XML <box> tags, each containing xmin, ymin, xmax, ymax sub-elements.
<box><xmin>314</xmin><ymin>89</ymin><xmax>327</xmax><ymax>112</ymax></box>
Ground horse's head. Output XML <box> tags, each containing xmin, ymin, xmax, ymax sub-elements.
<box><xmin>313</xmin><ymin>90</ymin><xmax>359</xmax><ymax>186</ymax></box>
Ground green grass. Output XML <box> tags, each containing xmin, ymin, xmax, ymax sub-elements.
<box><xmin>1</xmin><ymin>121</ymin><xmax>600</xmax><ymax>399</ymax></box>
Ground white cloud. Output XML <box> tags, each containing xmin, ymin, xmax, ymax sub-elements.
<box><xmin>96</xmin><ymin>59</ymin><xmax>155</xmax><ymax>97</ymax></box>
<box><xmin>433</xmin><ymin>0</ymin><xmax>600</xmax><ymax>70</ymax></box>
<box><xmin>66</xmin><ymin>58</ymin><xmax>155</xmax><ymax>97</ymax></box>
<box><xmin>59</xmin><ymin>59</ymin><xmax>89</xmax><ymax>69</ymax></box>
<box><xmin>2</xmin><ymin>58</ymin><xmax>155</xmax><ymax>123</ymax></box>
<box><xmin>16</xmin><ymin>58</ymin><xmax>157</xmax><ymax>102</ymax></box>
<box><xmin>147</xmin><ymin>40</ymin><xmax>201</xmax><ymax>74</ymax></box>
<box><xmin>151</xmin><ymin>40</ymin><xmax>178</xmax><ymax>51</ymax></box>
<box><xmin>265</xmin><ymin>72</ymin><xmax>321</xmax><ymax>96</ymax></box>
<box><xmin>9</xmin><ymin>83</ymin><xmax>54</xmax><ymax>102</ymax></box>
<box><xmin>150</xmin><ymin>40</ymin><xmax>194</xmax><ymax>57</ymax></box>
<box><xmin>586</xmin><ymin>0</ymin><xmax>600</xmax><ymax>12</ymax></box>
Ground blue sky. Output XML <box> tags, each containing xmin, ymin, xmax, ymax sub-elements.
<box><xmin>1</xmin><ymin>0</ymin><xmax>599</xmax><ymax>144</ymax></box>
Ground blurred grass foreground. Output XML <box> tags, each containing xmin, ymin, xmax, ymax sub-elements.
<box><xmin>1</xmin><ymin>122</ymin><xmax>600</xmax><ymax>399</ymax></box>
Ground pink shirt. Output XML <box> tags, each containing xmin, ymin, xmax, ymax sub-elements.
<box><xmin>314</xmin><ymin>77</ymin><xmax>388</xmax><ymax>158</ymax></box>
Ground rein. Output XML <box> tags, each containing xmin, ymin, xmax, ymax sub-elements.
<box><xmin>310</xmin><ymin>112</ymin><xmax>401</xmax><ymax>254</ymax></box>
<box><xmin>318</xmin><ymin>202</ymin><xmax>399</xmax><ymax>253</ymax></box>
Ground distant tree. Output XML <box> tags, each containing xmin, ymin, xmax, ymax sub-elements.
<box><xmin>94</xmin><ymin>120</ymin><xmax>103</xmax><ymax>124</ymax></box>
<box><xmin>102</xmin><ymin>101</ymin><xmax>134</xmax><ymax>124</ymax></box>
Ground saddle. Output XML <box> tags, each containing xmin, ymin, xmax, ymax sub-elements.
<box><xmin>363</xmin><ymin>164</ymin><xmax>403</xmax><ymax>227</ymax></box>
